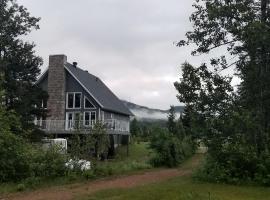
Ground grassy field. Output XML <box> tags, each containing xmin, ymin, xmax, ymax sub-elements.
<box><xmin>78</xmin><ymin>175</ymin><xmax>270</xmax><ymax>200</ymax></box>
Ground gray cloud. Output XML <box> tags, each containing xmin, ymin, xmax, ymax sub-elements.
<box><xmin>18</xmin><ymin>0</ymin><xmax>237</xmax><ymax>109</ymax></box>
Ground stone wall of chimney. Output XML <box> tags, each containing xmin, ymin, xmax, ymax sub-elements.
<box><xmin>47</xmin><ymin>55</ymin><xmax>67</xmax><ymax>120</ymax></box>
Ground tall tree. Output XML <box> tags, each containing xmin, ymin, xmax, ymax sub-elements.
<box><xmin>0</xmin><ymin>0</ymin><xmax>46</xmax><ymax>131</ymax></box>
<box><xmin>174</xmin><ymin>63</ymin><xmax>234</xmax><ymax>146</ymax></box>
<box><xmin>178</xmin><ymin>0</ymin><xmax>270</xmax><ymax>153</ymax></box>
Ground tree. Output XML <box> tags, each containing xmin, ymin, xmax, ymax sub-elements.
<box><xmin>177</xmin><ymin>0</ymin><xmax>270</xmax><ymax>185</ymax></box>
<box><xmin>175</xmin><ymin>115</ymin><xmax>186</xmax><ymax>140</ymax></box>
<box><xmin>167</xmin><ymin>106</ymin><xmax>177</xmax><ymax>135</ymax></box>
<box><xmin>174</xmin><ymin>63</ymin><xmax>234</xmax><ymax>144</ymax></box>
<box><xmin>178</xmin><ymin>0</ymin><xmax>270</xmax><ymax>154</ymax></box>
<box><xmin>0</xmin><ymin>0</ymin><xmax>46</xmax><ymax>131</ymax></box>
<box><xmin>90</xmin><ymin>121</ymin><xmax>110</xmax><ymax>160</ymax></box>
<box><xmin>130</xmin><ymin>118</ymin><xmax>140</xmax><ymax>137</ymax></box>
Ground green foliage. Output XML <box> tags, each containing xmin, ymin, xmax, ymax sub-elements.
<box><xmin>177</xmin><ymin>0</ymin><xmax>270</xmax><ymax>185</ymax></box>
<box><xmin>69</xmin><ymin>134</ymin><xmax>82</xmax><ymax>159</ymax></box>
<box><xmin>149</xmin><ymin>128</ymin><xmax>194</xmax><ymax>167</ymax></box>
<box><xmin>0</xmin><ymin>131</ymin><xmax>67</xmax><ymax>183</ymax></box>
<box><xmin>0</xmin><ymin>131</ymin><xmax>33</xmax><ymax>182</ymax></box>
<box><xmin>90</xmin><ymin>121</ymin><xmax>110</xmax><ymax>159</ymax></box>
<box><xmin>167</xmin><ymin>106</ymin><xmax>177</xmax><ymax>135</ymax></box>
<box><xmin>130</xmin><ymin>118</ymin><xmax>140</xmax><ymax>136</ymax></box>
<box><xmin>32</xmin><ymin>146</ymin><xmax>67</xmax><ymax>178</ymax></box>
<box><xmin>0</xmin><ymin>104</ymin><xmax>67</xmax><ymax>183</ymax></box>
<box><xmin>130</xmin><ymin>118</ymin><xmax>168</xmax><ymax>142</ymax></box>
<box><xmin>0</xmin><ymin>0</ymin><xmax>47</xmax><ymax>132</ymax></box>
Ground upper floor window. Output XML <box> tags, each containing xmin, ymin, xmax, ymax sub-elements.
<box><xmin>66</xmin><ymin>92</ymin><xmax>81</xmax><ymax>109</ymax></box>
<box><xmin>84</xmin><ymin>96</ymin><xmax>95</xmax><ymax>109</ymax></box>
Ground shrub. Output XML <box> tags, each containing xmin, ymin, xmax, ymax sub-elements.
<box><xmin>149</xmin><ymin>128</ymin><xmax>194</xmax><ymax>167</ymax></box>
<box><xmin>0</xmin><ymin>131</ymin><xmax>34</xmax><ymax>182</ymax></box>
<box><xmin>0</xmin><ymin>131</ymin><xmax>68</xmax><ymax>183</ymax></box>
<box><xmin>32</xmin><ymin>146</ymin><xmax>67</xmax><ymax>178</ymax></box>
<box><xmin>194</xmin><ymin>143</ymin><xmax>270</xmax><ymax>186</ymax></box>
<box><xmin>16</xmin><ymin>183</ymin><xmax>26</xmax><ymax>192</ymax></box>
<box><xmin>82</xmin><ymin>170</ymin><xmax>96</xmax><ymax>180</ymax></box>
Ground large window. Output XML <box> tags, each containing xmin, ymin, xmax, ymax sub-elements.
<box><xmin>84</xmin><ymin>111</ymin><xmax>96</xmax><ymax>126</ymax></box>
<box><xmin>84</xmin><ymin>96</ymin><xmax>95</xmax><ymax>109</ymax></box>
<box><xmin>66</xmin><ymin>92</ymin><xmax>81</xmax><ymax>109</ymax></box>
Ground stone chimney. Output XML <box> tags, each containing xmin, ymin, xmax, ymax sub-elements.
<box><xmin>47</xmin><ymin>55</ymin><xmax>67</xmax><ymax>120</ymax></box>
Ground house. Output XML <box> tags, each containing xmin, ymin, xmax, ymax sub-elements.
<box><xmin>35</xmin><ymin>54</ymin><xmax>133</xmax><ymax>145</ymax></box>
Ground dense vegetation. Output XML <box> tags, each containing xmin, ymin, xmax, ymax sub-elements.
<box><xmin>149</xmin><ymin>106</ymin><xmax>195</xmax><ymax>167</ymax></box>
<box><xmin>0</xmin><ymin>0</ymin><xmax>47</xmax><ymax>134</ymax></box>
<box><xmin>175</xmin><ymin>0</ymin><xmax>270</xmax><ymax>185</ymax></box>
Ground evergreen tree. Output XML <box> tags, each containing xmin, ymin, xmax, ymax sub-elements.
<box><xmin>167</xmin><ymin>106</ymin><xmax>177</xmax><ymax>135</ymax></box>
<box><xmin>130</xmin><ymin>118</ymin><xmax>140</xmax><ymax>137</ymax></box>
<box><xmin>0</xmin><ymin>0</ymin><xmax>47</xmax><ymax>131</ymax></box>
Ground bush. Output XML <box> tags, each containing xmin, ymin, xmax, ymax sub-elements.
<box><xmin>32</xmin><ymin>146</ymin><xmax>67</xmax><ymax>178</ymax></box>
<box><xmin>0</xmin><ymin>131</ymin><xmax>68</xmax><ymax>183</ymax></box>
<box><xmin>0</xmin><ymin>131</ymin><xmax>34</xmax><ymax>182</ymax></box>
<box><xmin>149</xmin><ymin>128</ymin><xmax>194</xmax><ymax>167</ymax></box>
<box><xmin>194</xmin><ymin>143</ymin><xmax>270</xmax><ymax>186</ymax></box>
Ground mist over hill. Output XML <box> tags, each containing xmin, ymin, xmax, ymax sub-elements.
<box><xmin>122</xmin><ymin>100</ymin><xmax>184</xmax><ymax>121</ymax></box>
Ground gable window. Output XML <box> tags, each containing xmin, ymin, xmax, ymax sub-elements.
<box><xmin>84</xmin><ymin>111</ymin><xmax>96</xmax><ymax>127</ymax></box>
<box><xmin>67</xmin><ymin>92</ymin><xmax>81</xmax><ymax>109</ymax></box>
<box><xmin>84</xmin><ymin>96</ymin><xmax>95</xmax><ymax>109</ymax></box>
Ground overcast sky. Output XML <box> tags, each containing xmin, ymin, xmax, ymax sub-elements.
<box><xmin>18</xmin><ymin>0</ymin><xmax>233</xmax><ymax>110</ymax></box>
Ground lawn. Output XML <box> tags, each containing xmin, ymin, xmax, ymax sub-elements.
<box><xmin>78</xmin><ymin>175</ymin><xmax>270</xmax><ymax>200</ymax></box>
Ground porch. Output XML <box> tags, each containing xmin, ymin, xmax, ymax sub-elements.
<box><xmin>34</xmin><ymin>119</ymin><xmax>130</xmax><ymax>135</ymax></box>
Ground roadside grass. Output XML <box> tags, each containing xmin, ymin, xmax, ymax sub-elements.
<box><xmin>0</xmin><ymin>142</ymin><xmax>152</xmax><ymax>195</ymax></box>
<box><xmin>77</xmin><ymin>175</ymin><xmax>270</xmax><ymax>200</ymax></box>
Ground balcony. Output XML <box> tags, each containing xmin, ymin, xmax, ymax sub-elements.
<box><xmin>34</xmin><ymin>119</ymin><xmax>130</xmax><ymax>135</ymax></box>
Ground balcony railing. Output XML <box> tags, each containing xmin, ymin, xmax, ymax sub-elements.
<box><xmin>34</xmin><ymin>119</ymin><xmax>130</xmax><ymax>134</ymax></box>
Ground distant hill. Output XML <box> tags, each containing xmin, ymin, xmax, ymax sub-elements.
<box><xmin>121</xmin><ymin>100</ymin><xmax>184</xmax><ymax>121</ymax></box>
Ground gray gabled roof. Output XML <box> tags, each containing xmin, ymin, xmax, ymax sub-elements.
<box><xmin>65</xmin><ymin>63</ymin><xmax>133</xmax><ymax>116</ymax></box>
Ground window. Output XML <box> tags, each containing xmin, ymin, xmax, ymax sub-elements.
<box><xmin>91</xmin><ymin>112</ymin><xmax>96</xmax><ymax>122</ymax></box>
<box><xmin>67</xmin><ymin>94</ymin><xmax>74</xmax><ymax>108</ymax></box>
<box><xmin>84</xmin><ymin>111</ymin><xmax>96</xmax><ymax>126</ymax></box>
<box><xmin>84</xmin><ymin>112</ymin><xmax>90</xmax><ymax>126</ymax></box>
<box><xmin>66</xmin><ymin>92</ymin><xmax>81</xmax><ymax>109</ymax></box>
<box><xmin>75</xmin><ymin>93</ymin><xmax>81</xmax><ymax>108</ymax></box>
<box><xmin>84</xmin><ymin>97</ymin><xmax>95</xmax><ymax>109</ymax></box>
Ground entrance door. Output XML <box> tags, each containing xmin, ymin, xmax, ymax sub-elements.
<box><xmin>65</xmin><ymin>112</ymin><xmax>81</xmax><ymax>130</ymax></box>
